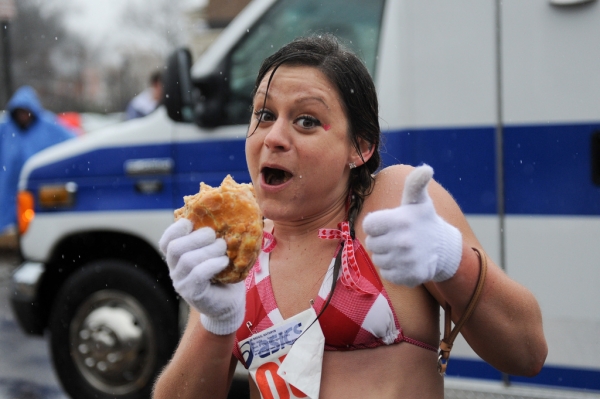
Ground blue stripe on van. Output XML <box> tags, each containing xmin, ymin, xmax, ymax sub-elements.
<box><xmin>504</xmin><ymin>122</ymin><xmax>600</xmax><ymax>215</ymax></box>
<box><xmin>382</xmin><ymin>122</ymin><xmax>600</xmax><ymax>216</ymax></box>
<box><xmin>25</xmin><ymin>140</ymin><xmax>251</xmax><ymax>212</ymax></box>
<box><xmin>27</xmin><ymin>122</ymin><xmax>600</xmax><ymax>215</ymax></box>
<box><xmin>447</xmin><ymin>357</ymin><xmax>600</xmax><ymax>392</ymax></box>
<box><xmin>172</xmin><ymin>139</ymin><xmax>250</xmax><ymax>208</ymax></box>
<box><xmin>380</xmin><ymin>127</ymin><xmax>497</xmax><ymax>214</ymax></box>
<box><xmin>27</xmin><ymin>145</ymin><xmax>176</xmax><ymax>212</ymax></box>
<box><xmin>28</xmin><ymin>145</ymin><xmax>173</xmax><ymax>179</ymax></box>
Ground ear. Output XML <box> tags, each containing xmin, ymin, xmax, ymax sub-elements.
<box><xmin>348</xmin><ymin>137</ymin><xmax>375</xmax><ymax>167</ymax></box>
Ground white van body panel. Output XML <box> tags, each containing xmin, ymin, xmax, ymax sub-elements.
<box><xmin>378</xmin><ymin>0</ymin><xmax>497</xmax><ymax>129</ymax></box>
<box><xmin>21</xmin><ymin>211</ymin><xmax>173</xmax><ymax>261</ymax></box>
<box><xmin>500</xmin><ymin>0</ymin><xmax>600</xmax><ymax>378</ymax></box>
<box><xmin>506</xmin><ymin>216</ymin><xmax>600</xmax><ymax>369</ymax></box>
<box><xmin>502</xmin><ymin>0</ymin><xmax>600</xmax><ymax>124</ymax></box>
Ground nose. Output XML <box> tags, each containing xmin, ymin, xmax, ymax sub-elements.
<box><xmin>263</xmin><ymin>118</ymin><xmax>291</xmax><ymax>151</ymax></box>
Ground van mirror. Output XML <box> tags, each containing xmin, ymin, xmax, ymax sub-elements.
<box><xmin>164</xmin><ymin>48</ymin><xmax>227</xmax><ymax>128</ymax></box>
<box><xmin>193</xmin><ymin>71</ymin><xmax>228</xmax><ymax>128</ymax></box>
<box><xmin>163</xmin><ymin>48</ymin><xmax>194</xmax><ymax>122</ymax></box>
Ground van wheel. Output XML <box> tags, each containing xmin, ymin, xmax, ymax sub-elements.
<box><xmin>49</xmin><ymin>260</ymin><xmax>179</xmax><ymax>399</ymax></box>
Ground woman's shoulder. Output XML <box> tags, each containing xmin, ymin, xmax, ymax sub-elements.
<box><xmin>361</xmin><ymin>164</ymin><xmax>414</xmax><ymax>213</ymax></box>
<box><xmin>362</xmin><ymin>164</ymin><xmax>461</xmax><ymax>218</ymax></box>
<box><xmin>374</xmin><ymin>164</ymin><xmax>414</xmax><ymax>185</ymax></box>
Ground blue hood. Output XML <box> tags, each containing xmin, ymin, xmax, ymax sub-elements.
<box><xmin>0</xmin><ymin>86</ymin><xmax>75</xmax><ymax>233</ymax></box>
<box><xmin>6</xmin><ymin>86</ymin><xmax>44</xmax><ymax>119</ymax></box>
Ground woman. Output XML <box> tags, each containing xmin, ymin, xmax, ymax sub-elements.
<box><xmin>153</xmin><ymin>35</ymin><xmax>547</xmax><ymax>399</ymax></box>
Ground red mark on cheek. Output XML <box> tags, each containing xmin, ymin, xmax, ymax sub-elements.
<box><xmin>323</xmin><ymin>124</ymin><xmax>331</xmax><ymax>131</ymax></box>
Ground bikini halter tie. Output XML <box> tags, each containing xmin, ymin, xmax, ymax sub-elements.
<box><xmin>318</xmin><ymin>221</ymin><xmax>377</xmax><ymax>295</ymax></box>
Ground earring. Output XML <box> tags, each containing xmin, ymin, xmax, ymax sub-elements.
<box><xmin>349</xmin><ymin>162</ymin><xmax>357</xmax><ymax>169</ymax></box>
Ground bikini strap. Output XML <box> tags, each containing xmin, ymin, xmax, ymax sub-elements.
<box><xmin>297</xmin><ymin>242</ymin><xmax>343</xmax><ymax>338</ymax></box>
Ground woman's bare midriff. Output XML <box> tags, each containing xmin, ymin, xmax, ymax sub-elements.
<box><xmin>247</xmin><ymin>343</ymin><xmax>444</xmax><ymax>399</ymax></box>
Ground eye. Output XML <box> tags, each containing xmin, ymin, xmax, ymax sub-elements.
<box><xmin>254</xmin><ymin>109</ymin><xmax>275</xmax><ymax>123</ymax></box>
<box><xmin>295</xmin><ymin>115</ymin><xmax>321</xmax><ymax>129</ymax></box>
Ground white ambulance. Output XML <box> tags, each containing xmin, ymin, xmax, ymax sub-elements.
<box><xmin>10</xmin><ymin>0</ymin><xmax>600</xmax><ymax>398</ymax></box>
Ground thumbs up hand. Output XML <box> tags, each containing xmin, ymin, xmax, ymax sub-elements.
<box><xmin>363</xmin><ymin>165</ymin><xmax>463</xmax><ymax>287</ymax></box>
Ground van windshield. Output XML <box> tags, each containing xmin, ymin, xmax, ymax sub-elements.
<box><xmin>224</xmin><ymin>0</ymin><xmax>386</xmax><ymax>125</ymax></box>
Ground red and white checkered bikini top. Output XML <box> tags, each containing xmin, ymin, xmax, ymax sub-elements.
<box><xmin>233</xmin><ymin>221</ymin><xmax>436</xmax><ymax>365</ymax></box>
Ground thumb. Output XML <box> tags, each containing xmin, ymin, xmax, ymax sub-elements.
<box><xmin>401</xmin><ymin>164</ymin><xmax>434</xmax><ymax>205</ymax></box>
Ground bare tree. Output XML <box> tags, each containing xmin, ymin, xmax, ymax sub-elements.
<box><xmin>2</xmin><ymin>0</ymin><xmax>87</xmax><ymax>112</ymax></box>
<box><xmin>1</xmin><ymin>0</ymin><xmax>190</xmax><ymax>114</ymax></box>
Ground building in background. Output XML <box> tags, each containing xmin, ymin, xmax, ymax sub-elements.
<box><xmin>186</xmin><ymin>0</ymin><xmax>251</xmax><ymax>58</ymax></box>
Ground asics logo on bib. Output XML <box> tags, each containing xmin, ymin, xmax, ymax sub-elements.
<box><xmin>241</xmin><ymin>322</ymin><xmax>304</xmax><ymax>367</ymax></box>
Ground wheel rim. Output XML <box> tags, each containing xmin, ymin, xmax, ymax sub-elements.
<box><xmin>69</xmin><ymin>289</ymin><xmax>157</xmax><ymax>395</ymax></box>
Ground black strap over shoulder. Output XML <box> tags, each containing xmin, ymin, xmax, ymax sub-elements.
<box><xmin>298</xmin><ymin>244</ymin><xmax>343</xmax><ymax>337</ymax></box>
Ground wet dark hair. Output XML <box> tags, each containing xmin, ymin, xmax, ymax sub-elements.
<box><xmin>251</xmin><ymin>34</ymin><xmax>381</xmax><ymax>226</ymax></box>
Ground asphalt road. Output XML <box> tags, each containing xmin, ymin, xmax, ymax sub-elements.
<box><xmin>0</xmin><ymin>248</ymin><xmax>68</xmax><ymax>399</ymax></box>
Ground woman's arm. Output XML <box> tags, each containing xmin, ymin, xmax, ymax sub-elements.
<box><xmin>364</xmin><ymin>164</ymin><xmax>547</xmax><ymax>376</ymax></box>
<box><xmin>153</xmin><ymin>308</ymin><xmax>239</xmax><ymax>399</ymax></box>
<box><xmin>426</xmin><ymin>179</ymin><xmax>547</xmax><ymax>376</ymax></box>
<box><xmin>154</xmin><ymin>218</ymin><xmax>247</xmax><ymax>397</ymax></box>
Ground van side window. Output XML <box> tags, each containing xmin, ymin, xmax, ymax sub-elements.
<box><xmin>224</xmin><ymin>0</ymin><xmax>385</xmax><ymax>125</ymax></box>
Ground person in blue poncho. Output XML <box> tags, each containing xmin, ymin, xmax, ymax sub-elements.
<box><xmin>0</xmin><ymin>86</ymin><xmax>75</xmax><ymax>234</ymax></box>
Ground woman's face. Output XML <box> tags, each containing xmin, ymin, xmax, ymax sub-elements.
<box><xmin>245</xmin><ymin>65</ymin><xmax>356</xmax><ymax>223</ymax></box>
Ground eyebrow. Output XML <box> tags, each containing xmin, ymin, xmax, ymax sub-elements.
<box><xmin>254</xmin><ymin>90</ymin><xmax>330</xmax><ymax>109</ymax></box>
<box><xmin>295</xmin><ymin>96</ymin><xmax>329</xmax><ymax>109</ymax></box>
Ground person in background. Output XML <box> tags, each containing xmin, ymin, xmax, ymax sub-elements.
<box><xmin>0</xmin><ymin>85</ymin><xmax>75</xmax><ymax>235</ymax></box>
<box><xmin>125</xmin><ymin>71</ymin><xmax>163</xmax><ymax>120</ymax></box>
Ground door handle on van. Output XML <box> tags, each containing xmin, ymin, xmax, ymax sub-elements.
<box><xmin>134</xmin><ymin>180</ymin><xmax>164</xmax><ymax>194</ymax></box>
<box><xmin>124</xmin><ymin>158</ymin><xmax>174</xmax><ymax>176</ymax></box>
<box><xmin>591</xmin><ymin>131</ymin><xmax>600</xmax><ymax>186</ymax></box>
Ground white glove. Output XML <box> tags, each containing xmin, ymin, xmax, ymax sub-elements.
<box><xmin>363</xmin><ymin>164</ymin><xmax>463</xmax><ymax>287</ymax></box>
<box><xmin>159</xmin><ymin>219</ymin><xmax>245</xmax><ymax>335</ymax></box>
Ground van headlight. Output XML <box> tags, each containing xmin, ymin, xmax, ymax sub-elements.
<box><xmin>38</xmin><ymin>182</ymin><xmax>77</xmax><ymax>208</ymax></box>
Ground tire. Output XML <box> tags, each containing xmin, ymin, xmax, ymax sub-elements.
<box><xmin>49</xmin><ymin>260</ymin><xmax>179</xmax><ymax>399</ymax></box>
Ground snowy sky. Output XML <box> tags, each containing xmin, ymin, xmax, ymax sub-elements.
<box><xmin>42</xmin><ymin>0</ymin><xmax>206</xmax><ymax>66</ymax></box>
<box><xmin>60</xmin><ymin>0</ymin><xmax>132</xmax><ymax>38</ymax></box>
<box><xmin>56</xmin><ymin>0</ymin><xmax>205</xmax><ymax>35</ymax></box>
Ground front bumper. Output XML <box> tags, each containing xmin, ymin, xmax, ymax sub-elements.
<box><xmin>10</xmin><ymin>261</ymin><xmax>46</xmax><ymax>335</ymax></box>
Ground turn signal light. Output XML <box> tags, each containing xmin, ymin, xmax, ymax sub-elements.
<box><xmin>17</xmin><ymin>191</ymin><xmax>35</xmax><ymax>235</ymax></box>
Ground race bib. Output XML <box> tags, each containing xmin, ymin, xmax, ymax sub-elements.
<box><xmin>239</xmin><ymin>308</ymin><xmax>325</xmax><ymax>399</ymax></box>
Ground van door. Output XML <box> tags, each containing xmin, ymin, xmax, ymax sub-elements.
<box><xmin>171</xmin><ymin>0</ymin><xmax>386</xmax><ymax>207</ymax></box>
<box><xmin>501</xmin><ymin>0</ymin><xmax>600</xmax><ymax>390</ymax></box>
<box><xmin>376</xmin><ymin>0</ymin><xmax>503</xmax><ymax>379</ymax></box>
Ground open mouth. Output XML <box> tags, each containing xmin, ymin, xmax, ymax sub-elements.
<box><xmin>262</xmin><ymin>167</ymin><xmax>293</xmax><ymax>186</ymax></box>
